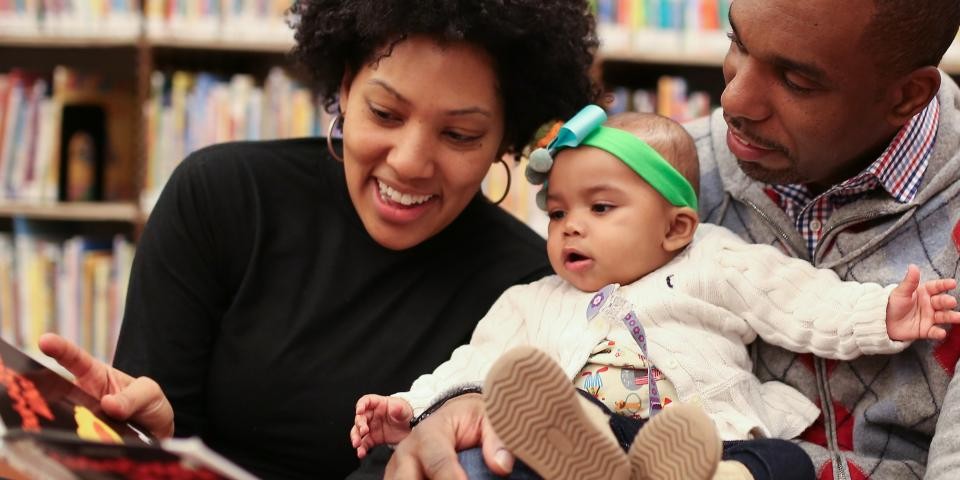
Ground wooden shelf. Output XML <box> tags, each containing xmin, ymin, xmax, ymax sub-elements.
<box><xmin>0</xmin><ymin>34</ymin><xmax>139</xmax><ymax>48</ymax></box>
<box><xmin>0</xmin><ymin>34</ymin><xmax>294</xmax><ymax>53</ymax></box>
<box><xmin>600</xmin><ymin>49</ymin><xmax>724</xmax><ymax>68</ymax></box>
<box><xmin>0</xmin><ymin>201</ymin><xmax>142</xmax><ymax>222</ymax></box>
<box><xmin>146</xmin><ymin>35</ymin><xmax>294</xmax><ymax>53</ymax></box>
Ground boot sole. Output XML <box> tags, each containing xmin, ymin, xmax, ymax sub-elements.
<box><xmin>484</xmin><ymin>346</ymin><xmax>630</xmax><ymax>480</ymax></box>
<box><xmin>628</xmin><ymin>403</ymin><xmax>722</xmax><ymax>480</ymax></box>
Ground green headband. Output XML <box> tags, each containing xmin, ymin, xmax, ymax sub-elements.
<box><xmin>574</xmin><ymin>126</ymin><xmax>698</xmax><ymax>211</ymax></box>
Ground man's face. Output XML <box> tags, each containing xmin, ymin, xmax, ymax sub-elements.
<box><xmin>721</xmin><ymin>0</ymin><xmax>900</xmax><ymax>191</ymax></box>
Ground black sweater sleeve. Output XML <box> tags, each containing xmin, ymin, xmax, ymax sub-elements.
<box><xmin>113</xmin><ymin>145</ymin><xmax>252</xmax><ymax>436</ymax></box>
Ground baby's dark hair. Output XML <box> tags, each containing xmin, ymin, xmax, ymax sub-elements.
<box><xmin>290</xmin><ymin>0</ymin><xmax>600</xmax><ymax>155</ymax></box>
<box><xmin>605</xmin><ymin>112</ymin><xmax>700</xmax><ymax>200</ymax></box>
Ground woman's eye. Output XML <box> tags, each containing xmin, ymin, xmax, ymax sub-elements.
<box><xmin>444</xmin><ymin>130</ymin><xmax>482</xmax><ymax>143</ymax></box>
<box><xmin>368</xmin><ymin>105</ymin><xmax>397</xmax><ymax>122</ymax></box>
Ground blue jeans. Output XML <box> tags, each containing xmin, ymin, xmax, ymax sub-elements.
<box><xmin>458</xmin><ymin>439</ymin><xmax>814</xmax><ymax>480</ymax></box>
<box><xmin>457</xmin><ymin>449</ymin><xmax>540</xmax><ymax>480</ymax></box>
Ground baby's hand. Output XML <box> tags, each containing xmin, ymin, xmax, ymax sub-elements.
<box><xmin>886</xmin><ymin>265</ymin><xmax>960</xmax><ymax>341</ymax></box>
<box><xmin>349</xmin><ymin>394</ymin><xmax>413</xmax><ymax>459</ymax></box>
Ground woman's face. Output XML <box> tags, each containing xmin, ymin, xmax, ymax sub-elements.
<box><xmin>339</xmin><ymin>35</ymin><xmax>505</xmax><ymax>250</ymax></box>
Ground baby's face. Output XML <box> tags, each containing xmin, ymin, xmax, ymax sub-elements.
<box><xmin>545</xmin><ymin>147</ymin><xmax>678</xmax><ymax>292</ymax></box>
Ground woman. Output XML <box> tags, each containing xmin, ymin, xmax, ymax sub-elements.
<box><xmin>38</xmin><ymin>0</ymin><xmax>598</xmax><ymax>478</ymax></box>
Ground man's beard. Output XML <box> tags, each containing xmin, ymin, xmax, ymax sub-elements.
<box><xmin>736</xmin><ymin>158</ymin><xmax>803</xmax><ymax>185</ymax></box>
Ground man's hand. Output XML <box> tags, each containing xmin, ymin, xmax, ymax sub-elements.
<box><xmin>350</xmin><ymin>394</ymin><xmax>413</xmax><ymax>458</ymax></box>
<box><xmin>887</xmin><ymin>265</ymin><xmax>960</xmax><ymax>341</ymax></box>
<box><xmin>37</xmin><ymin>333</ymin><xmax>175</xmax><ymax>439</ymax></box>
<box><xmin>385</xmin><ymin>393</ymin><xmax>514</xmax><ymax>479</ymax></box>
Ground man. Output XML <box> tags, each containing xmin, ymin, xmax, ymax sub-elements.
<box><xmin>382</xmin><ymin>0</ymin><xmax>960</xmax><ymax>478</ymax></box>
<box><xmin>689</xmin><ymin>0</ymin><xmax>960</xmax><ymax>478</ymax></box>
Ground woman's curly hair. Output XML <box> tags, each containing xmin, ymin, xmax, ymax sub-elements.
<box><xmin>290</xmin><ymin>0</ymin><xmax>600</xmax><ymax>155</ymax></box>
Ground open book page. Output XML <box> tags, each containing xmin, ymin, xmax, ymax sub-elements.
<box><xmin>0</xmin><ymin>337</ymin><xmax>258</xmax><ymax>479</ymax></box>
<box><xmin>0</xmin><ymin>337</ymin><xmax>150</xmax><ymax>443</ymax></box>
<box><xmin>3</xmin><ymin>431</ymin><xmax>258</xmax><ymax>480</ymax></box>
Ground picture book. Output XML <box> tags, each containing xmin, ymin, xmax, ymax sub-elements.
<box><xmin>0</xmin><ymin>337</ymin><xmax>257</xmax><ymax>479</ymax></box>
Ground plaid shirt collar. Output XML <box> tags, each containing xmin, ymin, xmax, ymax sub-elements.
<box><xmin>764</xmin><ymin>98</ymin><xmax>940</xmax><ymax>257</ymax></box>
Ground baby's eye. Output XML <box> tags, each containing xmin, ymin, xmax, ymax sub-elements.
<box><xmin>591</xmin><ymin>204</ymin><xmax>614</xmax><ymax>214</ymax></box>
<box><xmin>548</xmin><ymin>210</ymin><xmax>565</xmax><ymax>221</ymax></box>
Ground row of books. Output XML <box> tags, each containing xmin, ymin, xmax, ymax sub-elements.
<box><xmin>0</xmin><ymin>0</ymin><xmax>140</xmax><ymax>37</ymax></box>
<box><xmin>0</xmin><ymin>0</ymin><xmax>292</xmax><ymax>43</ymax></box>
<box><xmin>0</xmin><ymin>71</ymin><xmax>57</xmax><ymax>202</ymax></box>
<box><xmin>0</xmin><ymin>221</ymin><xmax>134</xmax><ymax>364</ymax></box>
<box><xmin>594</xmin><ymin>0</ymin><xmax>732</xmax><ymax>55</ymax></box>
<box><xmin>142</xmin><ymin>67</ymin><xmax>334</xmax><ymax>210</ymax></box>
<box><xmin>144</xmin><ymin>0</ymin><xmax>293</xmax><ymax>43</ymax></box>
<box><xmin>607</xmin><ymin>76</ymin><xmax>713</xmax><ymax>123</ymax></box>
<box><xmin>0</xmin><ymin>67</ymin><xmax>137</xmax><ymax>203</ymax></box>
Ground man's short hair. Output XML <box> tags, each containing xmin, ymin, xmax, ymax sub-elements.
<box><xmin>863</xmin><ymin>0</ymin><xmax>960</xmax><ymax>74</ymax></box>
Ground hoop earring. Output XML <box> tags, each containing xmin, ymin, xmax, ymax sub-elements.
<box><xmin>491</xmin><ymin>158</ymin><xmax>512</xmax><ymax>205</ymax></box>
<box><xmin>327</xmin><ymin>113</ymin><xmax>343</xmax><ymax>162</ymax></box>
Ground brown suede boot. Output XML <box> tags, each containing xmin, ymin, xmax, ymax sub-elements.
<box><xmin>627</xmin><ymin>402</ymin><xmax>723</xmax><ymax>480</ymax></box>
<box><xmin>484</xmin><ymin>345</ymin><xmax>631</xmax><ymax>480</ymax></box>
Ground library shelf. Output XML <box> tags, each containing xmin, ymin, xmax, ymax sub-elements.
<box><xmin>0</xmin><ymin>34</ymin><xmax>139</xmax><ymax>49</ymax></box>
<box><xmin>0</xmin><ymin>201</ymin><xmax>142</xmax><ymax>223</ymax></box>
<box><xmin>145</xmin><ymin>35</ymin><xmax>294</xmax><ymax>53</ymax></box>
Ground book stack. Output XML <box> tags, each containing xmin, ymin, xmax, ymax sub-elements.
<box><xmin>594</xmin><ymin>0</ymin><xmax>731</xmax><ymax>59</ymax></box>
<box><xmin>605</xmin><ymin>76</ymin><xmax>712</xmax><ymax>122</ymax></box>
<box><xmin>144</xmin><ymin>0</ymin><xmax>293</xmax><ymax>46</ymax></box>
<box><xmin>0</xmin><ymin>219</ymin><xmax>134</xmax><ymax>364</ymax></box>
<box><xmin>141</xmin><ymin>66</ymin><xmax>331</xmax><ymax>211</ymax></box>
<box><xmin>0</xmin><ymin>70</ymin><xmax>57</xmax><ymax>202</ymax></box>
<box><xmin>0</xmin><ymin>66</ymin><xmax>137</xmax><ymax>203</ymax></box>
<box><xmin>0</xmin><ymin>0</ymin><xmax>140</xmax><ymax>38</ymax></box>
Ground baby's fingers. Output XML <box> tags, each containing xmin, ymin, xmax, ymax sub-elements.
<box><xmin>926</xmin><ymin>326</ymin><xmax>948</xmax><ymax>340</ymax></box>
<box><xmin>932</xmin><ymin>294</ymin><xmax>959</xmax><ymax>312</ymax></box>
<box><xmin>356</xmin><ymin>394</ymin><xmax>377</xmax><ymax>414</ymax></box>
<box><xmin>350</xmin><ymin>424</ymin><xmax>363</xmax><ymax>448</ymax></box>
<box><xmin>354</xmin><ymin>413</ymin><xmax>371</xmax><ymax>436</ymax></box>
<box><xmin>934</xmin><ymin>310</ymin><xmax>960</xmax><ymax>326</ymax></box>
<box><xmin>926</xmin><ymin>278</ymin><xmax>958</xmax><ymax>295</ymax></box>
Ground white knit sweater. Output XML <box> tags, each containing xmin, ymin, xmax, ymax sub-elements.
<box><xmin>396</xmin><ymin>224</ymin><xmax>907</xmax><ymax>440</ymax></box>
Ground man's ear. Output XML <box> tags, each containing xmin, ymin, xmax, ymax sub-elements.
<box><xmin>663</xmin><ymin>207</ymin><xmax>699</xmax><ymax>253</ymax></box>
<box><xmin>886</xmin><ymin>66</ymin><xmax>940</xmax><ymax>126</ymax></box>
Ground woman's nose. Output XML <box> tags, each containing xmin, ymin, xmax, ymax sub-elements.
<box><xmin>386</xmin><ymin>125</ymin><xmax>436</xmax><ymax>179</ymax></box>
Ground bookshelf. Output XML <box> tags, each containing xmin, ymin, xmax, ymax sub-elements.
<box><xmin>2</xmin><ymin>0</ymin><xmax>959</xmax><ymax>362</ymax></box>
<box><xmin>0</xmin><ymin>1</ymin><xmax>307</xmax><ymax>361</ymax></box>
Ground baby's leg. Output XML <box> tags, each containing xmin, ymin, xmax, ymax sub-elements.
<box><xmin>627</xmin><ymin>403</ymin><xmax>722</xmax><ymax>480</ymax></box>
<box><xmin>484</xmin><ymin>346</ymin><xmax>631</xmax><ymax>480</ymax></box>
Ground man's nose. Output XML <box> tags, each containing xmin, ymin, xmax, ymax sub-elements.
<box><xmin>721</xmin><ymin>56</ymin><xmax>773</xmax><ymax>123</ymax></box>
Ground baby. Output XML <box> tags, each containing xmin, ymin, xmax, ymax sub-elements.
<box><xmin>350</xmin><ymin>107</ymin><xmax>959</xmax><ymax>480</ymax></box>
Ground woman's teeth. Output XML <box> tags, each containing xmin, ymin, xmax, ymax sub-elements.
<box><xmin>377</xmin><ymin>180</ymin><xmax>434</xmax><ymax>206</ymax></box>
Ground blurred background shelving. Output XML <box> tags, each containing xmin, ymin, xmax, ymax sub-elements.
<box><xmin>2</xmin><ymin>0</ymin><xmax>959</xmax><ymax>361</ymax></box>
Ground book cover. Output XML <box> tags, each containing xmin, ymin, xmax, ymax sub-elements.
<box><xmin>0</xmin><ymin>337</ymin><xmax>258</xmax><ymax>479</ymax></box>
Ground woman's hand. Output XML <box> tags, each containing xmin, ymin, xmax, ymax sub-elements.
<box><xmin>37</xmin><ymin>333</ymin><xmax>175</xmax><ymax>439</ymax></box>
<box><xmin>385</xmin><ymin>393</ymin><xmax>514</xmax><ymax>479</ymax></box>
